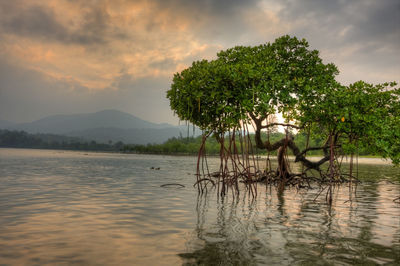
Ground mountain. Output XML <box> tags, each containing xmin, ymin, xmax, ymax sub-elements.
<box><xmin>3</xmin><ymin>110</ymin><xmax>198</xmax><ymax>144</ymax></box>
<box><xmin>10</xmin><ymin>109</ymin><xmax>171</xmax><ymax>134</ymax></box>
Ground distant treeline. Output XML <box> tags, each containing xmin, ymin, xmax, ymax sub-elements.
<box><xmin>1</xmin><ymin>129</ymin><xmax>375</xmax><ymax>156</ymax></box>
<box><xmin>0</xmin><ymin>130</ymin><xmax>123</xmax><ymax>151</ymax></box>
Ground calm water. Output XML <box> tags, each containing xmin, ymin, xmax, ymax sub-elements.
<box><xmin>0</xmin><ymin>148</ymin><xmax>399</xmax><ymax>265</ymax></box>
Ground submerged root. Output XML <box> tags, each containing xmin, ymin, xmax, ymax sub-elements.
<box><xmin>195</xmin><ymin>167</ymin><xmax>361</xmax><ymax>205</ymax></box>
<box><xmin>194</xmin><ymin>129</ymin><xmax>358</xmax><ymax>205</ymax></box>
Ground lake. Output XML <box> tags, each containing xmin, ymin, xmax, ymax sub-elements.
<box><xmin>0</xmin><ymin>148</ymin><xmax>399</xmax><ymax>265</ymax></box>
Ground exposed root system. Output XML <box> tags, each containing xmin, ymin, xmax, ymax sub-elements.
<box><xmin>195</xmin><ymin>125</ymin><xmax>362</xmax><ymax>205</ymax></box>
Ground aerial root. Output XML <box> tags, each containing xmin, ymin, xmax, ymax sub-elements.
<box><xmin>193</xmin><ymin>178</ymin><xmax>216</xmax><ymax>187</ymax></box>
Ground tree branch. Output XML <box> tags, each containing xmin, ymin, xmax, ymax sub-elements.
<box><xmin>297</xmin><ymin>145</ymin><xmax>336</xmax><ymax>158</ymax></box>
<box><xmin>253</xmin><ymin>123</ymin><xmax>331</xmax><ymax>171</ymax></box>
<box><xmin>260</xmin><ymin>123</ymin><xmax>303</xmax><ymax>130</ymax></box>
<box><xmin>288</xmin><ymin>140</ymin><xmax>330</xmax><ymax>171</ymax></box>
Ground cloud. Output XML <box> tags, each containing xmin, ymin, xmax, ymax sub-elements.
<box><xmin>0</xmin><ymin>0</ymin><xmax>281</xmax><ymax>95</ymax></box>
<box><xmin>0</xmin><ymin>56</ymin><xmax>86</xmax><ymax>122</ymax></box>
<box><xmin>0</xmin><ymin>0</ymin><xmax>398</xmax><ymax>124</ymax></box>
<box><xmin>0</xmin><ymin>1</ymin><xmax>116</xmax><ymax>45</ymax></box>
<box><xmin>270</xmin><ymin>0</ymin><xmax>400</xmax><ymax>83</ymax></box>
<box><xmin>0</xmin><ymin>0</ymin><xmax>237</xmax><ymax>90</ymax></box>
<box><xmin>278</xmin><ymin>0</ymin><xmax>400</xmax><ymax>45</ymax></box>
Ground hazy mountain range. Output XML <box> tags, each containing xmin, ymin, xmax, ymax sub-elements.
<box><xmin>0</xmin><ymin>110</ymin><xmax>198</xmax><ymax>144</ymax></box>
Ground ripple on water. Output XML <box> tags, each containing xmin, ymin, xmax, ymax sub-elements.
<box><xmin>0</xmin><ymin>148</ymin><xmax>399</xmax><ymax>265</ymax></box>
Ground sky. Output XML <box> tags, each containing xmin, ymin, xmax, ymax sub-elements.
<box><xmin>0</xmin><ymin>0</ymin><xmax>399</xmax><ymax>124</ymax></box>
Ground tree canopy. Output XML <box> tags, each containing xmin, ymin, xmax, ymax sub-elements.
<box><xmin>166</xmin><ymin>35</ymin><xmax>400</xmax><ymax>196</ymax></box>
<box><xmin>167</xmin><ymin>35</ymin><xmax>339</xmax><ymax>133</ymax></box>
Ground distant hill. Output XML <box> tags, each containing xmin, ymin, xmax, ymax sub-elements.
<box><xmin>10</xmin><ymin>109</ymin><xmax>172</xmax><ymax>134</ymax></box>
<box><xmin>2</xmin><ymin>110</ymin><xmax>199</xmax><ymax>144</ymax></box>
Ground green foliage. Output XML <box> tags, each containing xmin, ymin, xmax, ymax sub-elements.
<box><xmin>167</xmin><ymin>35</ymin><xmax>338</xmax><ymax>132</ymax></box>
<box><xmin>303</xmin><ymin>80</ymin><xmax>400</xmax><ymax>163</ymax></box>
<box><xmin>167</xmin><ymin>35</ymin><xmax>400</xmax><ymax>165</ymax></box>
<box><xmin>167</xmin><ymin>59</ymin><xmax>248</xmax><ymax>133</ymax></box>
<box><xmin>0</xmin><ymin>130</ymin><xmax>121</xmax><ymax>151</ymax></box>
<box><xmin>342</xmin><ymin>81</ymin><xmax>400</xmax><ymax>164</ymax></box>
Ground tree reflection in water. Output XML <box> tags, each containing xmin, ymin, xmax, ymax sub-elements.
<box><xmin>179</xmin><ymin>191</ymin><xmax>261</xmax><ymax>265</ymax></box>
<box><xmin>179</xmin><ymin>183</ymin><xmax>400</xmax><ymax>265</ymax></box>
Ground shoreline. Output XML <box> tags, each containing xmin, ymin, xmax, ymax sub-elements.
<box><xmin>0</xmin><ymin>147</ymin><xmax>394</xmax><ymax>165</ymax></box>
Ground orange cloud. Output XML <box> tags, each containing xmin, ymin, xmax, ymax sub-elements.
<box><xmin>0</xmin><ymin>0</ymin><xmax>229</xmax><ymax>91</ymax></box>
<box><xmin>0</xmin><ymin>0</ymin><xmax>291</xmax><ymax>93</ymax></box>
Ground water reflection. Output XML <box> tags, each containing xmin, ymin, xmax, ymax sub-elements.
<box><xmin>0</xmin><ymin>149</ymin><xmax>399</xmax><ymax>265</ymax></box>
<box><xmin>180</xmin><ymin>191</ymin><xmax>261</xmax><ymax>265</ymax></box>
<box><xmin>180</xmin><ymin>183</ymin><xmax>400</xmax><ymax>265</ymax></box>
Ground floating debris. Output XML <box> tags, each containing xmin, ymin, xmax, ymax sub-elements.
<box><xmin>160</xmin><ymin>183</ymin><xmax>185</xmax><ymax>188</ymax></box>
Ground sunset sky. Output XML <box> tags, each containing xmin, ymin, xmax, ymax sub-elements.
<box><xmin>0</xmin><ymin>0</ymin><xmax>399</xmax><ymax>124</ymax></box>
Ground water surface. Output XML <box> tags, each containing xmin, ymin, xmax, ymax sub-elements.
<box><xmin>0</xmin><ymin>148</ymin><xmax>399</xmax><ymax>265</ymax></box>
